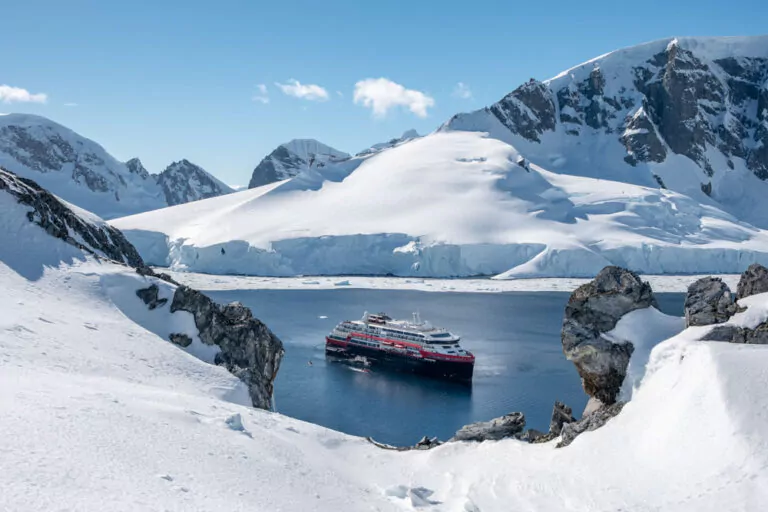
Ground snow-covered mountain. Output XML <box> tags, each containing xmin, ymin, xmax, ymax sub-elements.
<box><xmin>156</xmin><ymin>159</ymin><xmax>234</xmax><ymax>206</ymax></box>
<box><xmin>442</xmin><ymin>36</ymin><xmax>768</xmax><ymax>228</ymax></box>
<box><xmin>0</xmin><ymin>114</ymin><xmax>232</xmax><ymax>218</ymax></box>
<box><xmin>248</xmin><ymin>139</ymin><xmax>349</xmax><ymax>188</ymax></box>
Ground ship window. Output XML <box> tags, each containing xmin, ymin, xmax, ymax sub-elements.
<box><xmin>431</xmin><ymin>333</ymin><xmax>452</xmax><ymax>338</ymax></box>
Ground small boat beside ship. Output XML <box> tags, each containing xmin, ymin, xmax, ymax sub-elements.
<box><xmin>326</xmin><ymin>311</ymin><xmax>474</xmax><ymax>382</ymax></box>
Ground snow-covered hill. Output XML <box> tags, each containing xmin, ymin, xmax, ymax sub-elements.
<box><xmin>248</xmin><ymin>139</ymin><xmax>349</xmax><ymax>188</ymax></box>
<box><xmin>442</xmin><ymin>36</ymin><xmax>768</xmax><ymax>228</ymax></box>
<box><xmin>112</xmin><ymin>130</ymin><xmax>768</xmax><ymax>278</ymax></box>
<box><xmin>0</xmin><ymin>114</ymin><xmax>232</xmax><ymax>218</ymax></box>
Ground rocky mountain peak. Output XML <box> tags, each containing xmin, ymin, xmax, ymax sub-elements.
<box><xmin>248</xmin><ymin>139</ymin><xmax>349</xmax><ymax>189</ymax></box>
<box><xmin>125</xmin><ymin>157</ymin><xmax>150</xmax><ymax>179</ymax></box>
<box><xmin>156</xmin><ymin>159</ymin><xmax>233</xmax><ymax>206</ymax></box>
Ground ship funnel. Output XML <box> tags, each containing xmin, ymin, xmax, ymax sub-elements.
<box><xmin>362</xmin><ymin>311</ymin><xmax>369</xmax><ymax>322</ymax></box>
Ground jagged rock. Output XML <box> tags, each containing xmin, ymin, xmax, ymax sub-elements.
<box><xmin>684</xmin><ymin>277</ymin><xmax>737</xmax><ymax>327</ymax></box>
<box><xmin>562</xmin><ymin>266</ymin><xmax>656</xmax><ymax>404</ymax></box>
<box><xmin>415</xmin><ymin>436</ymin><xmax>441</xmax><ymax>449</ymax></box>
<box><xmin>549</xmin><ymin>401</ymin><xmax>576</xmax><ymax>435</ymax></box>
<box><xmin>249</xmin><ymin>140</ymin><xmax>349</xmax><ymax>189</ymax></box>
<box><xmin>366</xmin><ymin>435</ymin><xmax>442</xmax><ymax>451</ymax></box>
<box><xmin>701</xmin><ymin>322</ymin><xmax>768</xmax><ymax>345</ymax></box>
<box><xmin>557</xmin><ymin>402</ymin><xmax>625</xmax><ymax>448</ymax></box>
<box><xmin>736</xmin><ymin>263</ymin><xmax>768</xmax><ymax>299</ymax></box>
<box><xmin>0</xmin><ymin>168</ymin><xmax>145</xmax><ymax>267</ymax></box>
<box><xmin>169</xmin><ymin>333</ymin><xmax>192</xmax><ymax>347</ymax></box>
<box><xmin>170</xmin><ymin>286</ymin><xmax>284</xmax><ymax>410</ymax></box>
<box><xmin>519</xmin><ymin>429</ymin><xmax>546</xmax><ymax>443</ymax></box>
<box><xmin>451</xmin><ymin>412</ymin><xmax>525</xmax><ymax>442</ymax></box>
<box><xmin>135</xmin><ymin>284</ymin><xmax>167</xmax><ymax>310</ymax></box>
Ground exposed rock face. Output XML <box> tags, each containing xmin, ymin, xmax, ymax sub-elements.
<box><xmin>736</xmin><ymin>263</ymin><xmax>768</xmax><ymax>299</ymax></box>
<box><xmin>249</xmin><ymin>139</ymin><xmax>349</xmax><ymax>189</ymax></box>
<box><xmin>684</xmin><ymin>277</ymin><xmax>737</xmax><ymax>327</ymax></box>
<box><xmin>562</xmin><ymin>266</ymin><xmax>657</xmax><ymax>404</ymax></box>
<box><xmin>125</xmin><ymin>158</ymin><xmax>150</xmax><ymax>179</ymax></box>
<box><xmin>491</xmin><ymin>80</ymin><xmax>556</xmax><ymax>142</ymax></box>
<box><xmin>558</xmin><ymin>402</ymin><xmax>626</xmax><ymax>448</ymax></box>
<box><xmin>135</xmin><ymin>284</ymin><xmax>168</xmax><ymax>310</ymax></box>
<box><xmin>549</xmin><ymin>401</ymin><xmax>576</xmax><ymax>436</ymax></box>
<box><xmin>156</xmin><ymin>159</ymin><xmax>233</xmax><ymax>206</ymax></box>
<box><xmin>0</xmin><ymin>168</ymin><xmax>145</xmax><ymax>267</ymax></box>
<box><xmin>451</xmin><ymin>412</ymin><xmax>526</xmax><ymax>442</ymax></box>
<box><xmin>170</xmin><ymin>286</ymin><xmax>284</xmax><ymax>410</ymax></box>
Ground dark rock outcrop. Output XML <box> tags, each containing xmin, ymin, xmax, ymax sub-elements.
<box><xmin>701</xmin><ymin>322</ymin><xmax>768</xmax><ymax>345</ymax></box>
<box><xmin>169</xmin><ymin>333</ymin><xmax>193</xmax><ymax>347</ymax></box>
<box><xmin>557</xmin><ymin>401</ymin><xmax>626</xmax><ymax>448</ymax></box>
<box><xmin>170</xmin><ymin>285</ymin><xmax>284</xmax><ymax>410</ymax></box>
<box><xmin>451</xmin><ymin>412</ymin><xmax>526</xmax><ymax>442</ymax></box>
<box><xmin>549</xmin><ymin>401</ymin><xmax>576</xmax><ymax>436</ymax></box>
<box><xmin>136</xmin><ymin>284</ymin><xmax>168</xmax><ymax>310</ymax></box>
<box><xmin>0</xmin><ymin>168</ymin><xmax>145</xmax><ymax>267</ymax></box>
<box><xmin>366</xmin><ymin>435</ymin><xmax>442</xmax><ymax>451</ymax></box>
<box><xmin>736</xmin><ymin>263</ymin><xmax>768</xmax><ymax>299</ymax></box>
<box><xmin>684</xmin><ymin>277</ymin><xmax>737</xmax><ymax>327</ymax></box>
<box><xmin>491</xmin><ymin>80</ymin><xmax>556</xmax><ymax>142</ymax></box>
<box><xmin>562</xmin><ymin>266</ymin><xmax>656</xmax><ymax>404</ymax></box>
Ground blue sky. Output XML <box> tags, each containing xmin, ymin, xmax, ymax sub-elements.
<box><xmin>3</xmin><ymin>0</ymin><xmax>767</xmax><ymax>185</ymax></box>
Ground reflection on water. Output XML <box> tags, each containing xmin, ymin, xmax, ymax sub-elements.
<box><xmin>207</xmin><ymin>288</ymin><xmax>684</xmax><ymax>446</ymax></box>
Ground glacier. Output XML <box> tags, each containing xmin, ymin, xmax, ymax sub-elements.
<box><xmin>112</xmin><ymin>130</ymin><xmax>768</xmax><ymax>278</ymax></box>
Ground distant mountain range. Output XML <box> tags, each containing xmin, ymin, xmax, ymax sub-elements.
<box><xmin>111</xmin><ymin>36</ymin><xmax>768</xmax><ymax>279</ymax></box>
<box><xmin>0</xmin><ymin>113</ymin><xmax>232</xmax><ymax>219</ymax></box>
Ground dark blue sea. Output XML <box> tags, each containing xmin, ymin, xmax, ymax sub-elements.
<box><xmin>207</xmin><ymin>288</ymin><xmax>684</xmax><ymax>446</ymax></box>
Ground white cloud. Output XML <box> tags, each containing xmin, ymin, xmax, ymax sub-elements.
<box><xmin>275</xmin><ymin>79</ymin><xmax>329</xmax><ymax>101</ymax></box>
<box><xmin>0</xmin><ymin>85</ymin><xmax>47</xmax><ymax>104</ymax></box>
<box><xmin>63</xmin><ymin>102</ymin><xmax>78</xmax><ymax>107</ymax></box>
<box><xmin>252</xmin><ymin>83</ymin><xmax>269</xmax><ymax>104</ymax></box>
<box><xmin>353</xmin><ymin>78</ymin><xmax>434</xmax><ymax>118</ymax></box>
<box><xmin>452</xmin><ymin>82</ymin><xmax>472</xmax><ymax>100</ymax></box>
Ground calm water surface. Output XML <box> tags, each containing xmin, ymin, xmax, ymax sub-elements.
<box><xmin>207</xmin><ymin>289</ymin><xmax>684</xmax><ymax>445</ymax></box>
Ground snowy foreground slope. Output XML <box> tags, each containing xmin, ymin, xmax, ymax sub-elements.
<box><xmin>112</xmin><ymin>130</ymin><xmax>768</xmax><ymax>278</ymax></box>
<box><xmin>0</xmin><ymin>114</ymin><xmax>232</xmax><ymax>218</ymax></box>
<box><xmin>2</xmin><ymin>179</ymin><xmax>768</xmax><ymax>510</ymax></box>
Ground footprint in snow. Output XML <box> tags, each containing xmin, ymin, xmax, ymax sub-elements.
<box><xmin>83</xmin><ymin>324</ymin><xmax>98</xmax><ymax>331</ymax></box>
<box><xmin>385</xmin><ymin>485</ymin><xmax>441</xmax><ymax>508</ymax></box>
<box><xmin>38</xmin><ymin>317</ymin><xmax>54</xmax><ymax>324</ymax></box>
<box><xmin>159</xmin><ymin>474</ymin><xmax>174</xmax><ymax>482</ymax></box>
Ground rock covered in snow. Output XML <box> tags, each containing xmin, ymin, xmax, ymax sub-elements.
<box><xmin>557</xmin><ymin>402</ymin><xmax>626</xmax><ymax>448</ymax></box>
<box><xmin>451</xmin><ymin>412</ymin><xmax>526</xmax><ymax>442</ymax></box>
<box><xmin>248</xmin><ymin>139</ymin><xmax>349</xmax><ymax>189</ymax></box>
<box><xmin>125</xmin><ymin>158</ymin><xmax>150</xmax><ymax>179</ymax></box>
<box><xmin>0</xmin><ymin>168</ymin><xmax>144</xmax><ymax>267</ymax></box>
<box><xmin>736</xmin><ymin>263</ymin><xmax>768</xmax><ymax>299</ymax></box>
<box><xmin>684</xmin><ymin>277</ymin><xmax>737</xmax><ymax>327</ymax></box>
<box><xmin>155</xmin><ymin>159</ymin><xmax>234</xmax><ymax>206</ymax></box>
<box><xmin>169</xmin><ymin>286</ymin><xmax>284</xmax><ymax>410</ymax></box>
<box><xmin>562</xmin><ymin>266</ymin><xmax>657</xmax><ymax>404</ymax></box>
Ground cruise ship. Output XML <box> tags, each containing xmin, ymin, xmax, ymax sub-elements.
<box><xmin>326</xmin><ymin>312</ymin><xmax>474</xmax><ymax>382</ymax></box>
